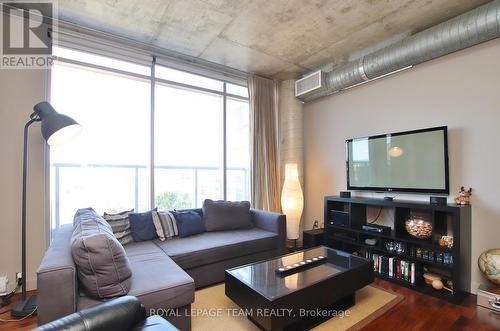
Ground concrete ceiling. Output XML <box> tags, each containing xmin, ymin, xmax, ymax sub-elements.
<box><xmin>52</xmin><ymin>0</ymin><xmax>490</xmax><ymax>78</ymax></box>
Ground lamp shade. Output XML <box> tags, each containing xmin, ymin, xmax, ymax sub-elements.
<box><xmin>388</xmin><ymin>146</ymin><xmax>404</xmax><ymax>157</ymax></box>
<box><xmin>281</xmin><ymin>163</ymin><xmax>303</xmax><ymax>240</ymax></box>
<box><xmin>33</xmin><ymin>102</ymin><xmax>82</xmax><ymax>146</ymax></box>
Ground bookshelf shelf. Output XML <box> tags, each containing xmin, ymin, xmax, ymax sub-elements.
<box><xmin>375</xmin><ymin>272</ymin><xmax>419</xmax><ymax>288</ymax></box>
<box><xmin>324</xmin><ymin>196</ymin><xmax>471</xmax><ymax>304</ymax></box>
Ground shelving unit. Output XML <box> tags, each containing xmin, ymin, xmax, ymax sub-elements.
<box><xmin>324</xmin><ymin>196</ymin><xmax>471</xmax><ymax>304</ymax></box>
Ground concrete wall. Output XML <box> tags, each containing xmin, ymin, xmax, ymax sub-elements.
<box><xmin>0</xmin><ymin>66</ymin><xmax>49</xmax><ymax>291</ymax></box>
<box><xmin>304</xmin><ymin>38</ymin><xmax>500</xmax><ymax>292</ymax></box>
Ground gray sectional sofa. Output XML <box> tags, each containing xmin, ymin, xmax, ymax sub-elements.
<box><xmin>37</xmin><ymin>208</ymin><xmax>286</xmax><ymax>330</ymax></box>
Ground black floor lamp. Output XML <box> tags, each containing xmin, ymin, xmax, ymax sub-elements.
<box><xmin>12</xmin><ymin>102</ymin><xmax>82</xmax><ymax>317</ymax></box>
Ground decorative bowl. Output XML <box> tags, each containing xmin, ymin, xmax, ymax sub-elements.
<box><xmin>439</xmin><ymin>235</ymin><xmax>454</xmax><ymax>248</ymax></box>
<box><xmin>405</xmin><ymin>216</ymin><xmax>432</xmax><ymax>239</ymax></box>
<box><xmin>423</xmin><ymin>272</ymin><xmax>441</xmax><ymax>285</ymax></box>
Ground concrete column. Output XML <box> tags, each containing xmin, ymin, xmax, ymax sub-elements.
<box><xmin>278</xmin><ymin>79</ymin><xmax>304</xmax><ymax>243</ymax></box>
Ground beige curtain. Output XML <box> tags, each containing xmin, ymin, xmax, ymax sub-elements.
<box><xmin>248</xmin><ymin>75</ymin><xmax>281</xmax><ymax>212</ymax></box>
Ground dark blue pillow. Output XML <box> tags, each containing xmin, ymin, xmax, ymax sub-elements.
<box><xmin>129</xmin><ymin>208</ymin><xmax>158</xmax><ymax>241</ymax></box>
<box><xmin>172</xmin><ymin>210</ymin><xmax>205</xmax><ymax>238</ymax></box>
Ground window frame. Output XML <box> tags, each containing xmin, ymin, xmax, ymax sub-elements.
<box><xmin>151</xmin><ymin>64</ymin><xmax>249</xmax><ymax>207</ymax></box>
<box><xmin>50</xmin><ymin>50</ymin><xmax>250</xmax><ymax>229</ymax></box>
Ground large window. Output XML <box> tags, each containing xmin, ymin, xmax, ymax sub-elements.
<box><xmin>154</xmin><ymin>83</ymin><xmax>223</xmax><ymax>209</ymax></box>
<box><xmin>50</xmin><ymin>48</ymin><xmax>249</xmax><ymax>230</ymax></box>
<box><xmin>226</xmin><ymin>98</ymin><xmax>250</xmax><ymax>201</ymax></box>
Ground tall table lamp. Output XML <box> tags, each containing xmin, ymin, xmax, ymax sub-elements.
<box><xmin>12</xmin><ymin>102</ymin><xmax>82</xmax><ymax>317</ymax></box>
<box><xmin>281</xmin><ymin>163</ymin><xmax>304</xmax><ymax>249</ymax></box>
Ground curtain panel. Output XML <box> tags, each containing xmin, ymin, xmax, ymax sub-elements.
<box><xmin>248</xmin><ymin>75</ymin><xmax>281</xmax><ymax>212</ymax></box>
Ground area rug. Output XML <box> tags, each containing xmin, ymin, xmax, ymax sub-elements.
<box><xmin>192</xmin><ymin>284</ymin><xmax>403</xmax><ymax>330</ymax></box>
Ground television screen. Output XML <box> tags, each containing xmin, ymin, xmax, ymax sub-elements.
<box><xmin>346</xmin><ymin>126</ymin><xmax>449</xmax><ymax>194</ymax></box>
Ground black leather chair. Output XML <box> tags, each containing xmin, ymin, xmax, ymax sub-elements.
<box><xmin>33</xmin><ymin>296</ymin><xmax>178</xmax><ymax>331</ymax></box>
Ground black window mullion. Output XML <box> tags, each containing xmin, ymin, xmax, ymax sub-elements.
<box><xmin>150</xmin><ymin>57</ymin><xmax>156</xmax><ymax>209</ymax></box>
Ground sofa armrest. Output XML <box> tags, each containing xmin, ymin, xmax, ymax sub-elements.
<box><xmin>34</xmin><ymin>296</ymin><xmax>146</xmax><ymax>331</ymax></box>
<box><xmin>251</xmin><ymin>209</ymin><xmax>287</xmax><ymax>254</ymax></box>
<box><xmin>132</xmin><ymin>315</ymin><xmax>180</xmax><ymax>331</ymax></box>
<box><xmin>37</xmin><ymin>224</ymin><xmax>78</xmax><ymax>325</ymax></box>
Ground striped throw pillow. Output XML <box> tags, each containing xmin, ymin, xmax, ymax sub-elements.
<box><xmin>152</xmin><ymin>210</ymin><xmax>178</xmax><ymax>241</ymax></box>
<box><xmin>103</xmin><ymin>209</ymin><xmax>134</xmax><ymax>245</ymax></box>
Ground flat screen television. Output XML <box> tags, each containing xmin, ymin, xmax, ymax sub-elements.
<box><xmin>346</xmin><ymin>126</ymin><xmax>449</xmax><ymax>194</ymax></box>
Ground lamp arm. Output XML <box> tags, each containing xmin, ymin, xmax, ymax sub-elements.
<box><xmin>29</xmin><ymin>111</ymin><xmax>41</xmax><ymax>122</ymax></box>
<box><xmin>20</xmin><ymin>118</ymin><xmax>37</xmax><ymax>300</ymax></box>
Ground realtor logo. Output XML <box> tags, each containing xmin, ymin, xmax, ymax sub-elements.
<box><xmin>1</xmin><ymin>1</ymin><xmax>56</xmax><ymax>68</ymax></box>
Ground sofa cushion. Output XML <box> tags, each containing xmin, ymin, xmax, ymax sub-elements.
<box><xmin>202</xmin><ymin>199</ymin><xmax>252</xmax><ymax>232</ymax></box>
<box><xmin>124</xmin><ymin>241</ymin><xmax>194</xmax><ymax>311</ymax></box>
<box><xmin>153</xmin><ymin>228</ymin><xmax>278</xmax><ymax>270</ymax></box>
<box><xmin>129</xmin><ymin>208</ymin><xmax>158</xmax><ymax>242</ymax></box>
<box><xmin>77</xmin><ymin>241</ymin><xmax>195</xmax><ymax>312</ymax></box>
<box><xmin>103</xmin><ymin>209</ymin><xmax>134</xmax><ymax>245</ymax></box>
<box><xmin>71</xmin><ymin>216</ymin><xmax>132</xmax><ymax>299</ymax></box>
<box><xmin>171</xmin><ymin>210</ymin><xmax>205</xmax><ymax>238</ymax></box>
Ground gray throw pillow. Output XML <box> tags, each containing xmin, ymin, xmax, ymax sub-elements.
<box><xmin>71</xmin><ymin>214</ymin><xmax>132</xmax><ymax>299</ymax></box>
<box><xmin>202</xmin><ymin>199</ymin><xmax>252</xmax><ymax>232</ymax></box>
<box><xmin>103</xmin><ymin>209</ymin><xmax>134</xmax><ymax>245</ymax></box>
<box><xmin>73</xmin><ymin>207</ymin><xmax>111</xmax><ymax>232</ymax></box>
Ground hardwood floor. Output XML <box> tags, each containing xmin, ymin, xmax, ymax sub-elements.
<box><xmin>0</xmin><ymin>280</ymin><xmax>498</xmax><ymax>330</ymax></box>
<box><xmin>0</xmin><ymin>291</ymin><xmax>37</xmax><ymax>331</ymax></box>
<box><xmin>362</xmin><ymin>279</ymin><xmax>500</xmax><ymax>331</ymax></box>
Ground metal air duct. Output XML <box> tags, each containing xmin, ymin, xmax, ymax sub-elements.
<box><xmin>298</xmin><ymin>0</ymin><xmax>500</xmax><ymax>102</ymax></box>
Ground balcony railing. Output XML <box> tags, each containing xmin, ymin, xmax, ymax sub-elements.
<box><xmin>51</xmin><ymin>163</ymin><xmax>248</xmax><ymax>229</ymax></box>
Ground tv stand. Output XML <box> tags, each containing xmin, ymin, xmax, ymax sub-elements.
<box><xmin>324</xmin><ymin>196</ymin><xmax>471</xmax><ymax>304</ymax></box>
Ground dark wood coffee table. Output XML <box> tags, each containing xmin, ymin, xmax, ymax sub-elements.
<box><xmin>225</xmin><ymin>246</ymin><xmax>373</xmax><ymax>330</ymax></box>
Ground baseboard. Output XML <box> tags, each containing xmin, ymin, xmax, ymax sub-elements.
<box><xmin>27</xmin><ymin>278</ymin><xmax>37</xmax><ymax>291</ymax></box>
<box><xmin>470</xmin><ymin>280</ymin><xmax>481</xmax><ymax>294</ymax></box>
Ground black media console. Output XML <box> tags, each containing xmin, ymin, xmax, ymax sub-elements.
<box><xmin>324</xmin><ymin>196</ymin><xmax>471</xmax><ymax>304</ymax></box>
